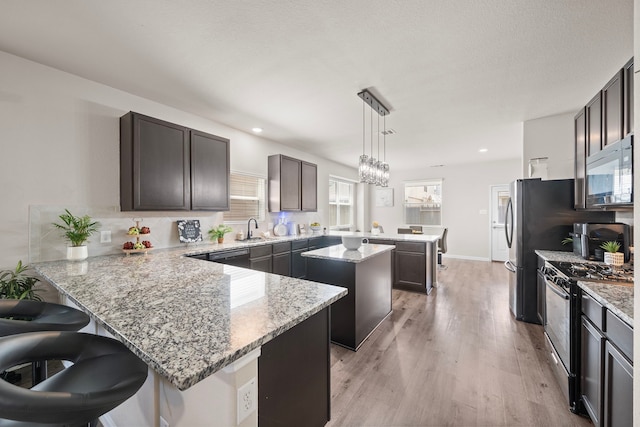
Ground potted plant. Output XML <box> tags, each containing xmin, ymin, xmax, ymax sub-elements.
<box><xmin>0</xmin><ymin>260</ymin><xmax>41</xmax><ymax>301</ymax></box>
<box><xmin>52</xmin><ymin>209</ymin><xmax>100</xmax><ymax>261</ymax></box>
<box><xmin>208</xmin><ymin>225</ymin><xmax>233</xmax><ymax>244</ymax></box>
<box><xmin>371</xmin><ymin>221</ymin><xmax>380</xmax><ymax>235</ymax></box>
<box><xmin>600</xmin><ymin>241</ymin><xmax>624</xmax><ymax>266</ymax></box>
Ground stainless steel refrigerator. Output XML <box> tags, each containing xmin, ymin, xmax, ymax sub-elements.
<box><xmin>504</xmin><ymin>179</ymin><xmax>614</xmax><ymax>324</ymax></box>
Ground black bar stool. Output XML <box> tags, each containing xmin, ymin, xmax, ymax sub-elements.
<box><xmin>0</xmin><ymin>331</ymin><xmax>148</xmax><ymax>427</ymax></box>
<box><xmin>0</xmin><ymin>299</ymin><xmax>90</xmax><ymax>385</ymax></box>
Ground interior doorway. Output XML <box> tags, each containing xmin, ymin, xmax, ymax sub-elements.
<box><xmin>490</xmin><ymin>184</ymin><xmax>510</xmax><ymax>262</ymax></box>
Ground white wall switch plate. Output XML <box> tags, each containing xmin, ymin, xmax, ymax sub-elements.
<box><xmin>100</xmin><ymin>230</ymin><xmax>111</xmax><ymax>243</ymax></box>
<box><xmin>237</xmin><ymin>377</ymin><xmax>257</xmax><ymax>423</ymax></box>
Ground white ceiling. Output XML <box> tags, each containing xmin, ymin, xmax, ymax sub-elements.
<box><xmin>0</xmin><ymin>0</ymin><xmax>633</xmax><ymax>171</ymax></box>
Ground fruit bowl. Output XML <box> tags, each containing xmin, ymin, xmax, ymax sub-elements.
<box><xmin>310</xmin><ymin>225</ymin><xmax>322</xmax><ymax>232</ymax></box>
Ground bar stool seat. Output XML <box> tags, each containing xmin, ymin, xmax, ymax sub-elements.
<box><xmin>0</xmin><ymin>299</ymin><xmax>91</xmax><ymax>385</ymax></box>
<box><xmin>0</xmin><ymin>300</ymin><xmax>90</xmax><ymax>337</ymax></box>
<box><xmin>0</xmin><ymin>331</ymin><xmax>148</xmax><ymax>426</ymax></box>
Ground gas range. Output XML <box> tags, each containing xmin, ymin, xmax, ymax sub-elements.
<box><xmin>548</xmin><ymin>261</ymin><xmax>634</xmax><ymax>284</ymax></box>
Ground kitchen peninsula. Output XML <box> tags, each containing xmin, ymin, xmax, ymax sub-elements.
<box><xmin>34</xmin><ymin>247</ymin><xmax>346</xmax><ymax>427</ymax></box>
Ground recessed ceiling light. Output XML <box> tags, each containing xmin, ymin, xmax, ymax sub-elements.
<box><xmin>252</xmin><ymin>127</ymin><xmax>263</xmax><ymax>133</ymax></box>
<box><xmin>479</xmin><ymin>148</ymin><xmax>488</xmax><ymax>153</ymax></box>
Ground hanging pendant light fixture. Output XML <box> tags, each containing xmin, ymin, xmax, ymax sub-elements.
<box><xmin>358</xmin><ymin>98</ymin><xmax>369</xmax><ymax>183</ymax></box>
<box><xmin>357</xmin><ymin>89</ymin><xmax>391</xmax><ymax>186</ymax></box>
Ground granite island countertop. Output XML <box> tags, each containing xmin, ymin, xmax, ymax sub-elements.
<box><xmin>535</xmin><ymin>250</ymin><xmax>633</xmax><ymax>327</ymax></box>
<box><xmin>35</xmin><ymin>247</ymin><xmax>347</xmax><ymax>391</ymax></box>
<box><xmin>302</xmin><ymin>243</ymin><xmax>395</xmax><ymax>263</ymax></box>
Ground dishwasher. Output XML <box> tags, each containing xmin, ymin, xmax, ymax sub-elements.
<box><xmin>190</xmin><ymin>249</ymin><xmax>250</xmax><ymax>268</ymax></box>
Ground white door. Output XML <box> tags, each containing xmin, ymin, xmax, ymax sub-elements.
<box><xmin>491</xmin><ymin>184</ymin><xmax>510</xmax><ymax>262</ymax></box>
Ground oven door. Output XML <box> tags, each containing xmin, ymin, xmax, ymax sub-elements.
<box><xmin>544</xmin><ymin>277</ymin><xmax>571</xmax><ymax>370</ymax></box>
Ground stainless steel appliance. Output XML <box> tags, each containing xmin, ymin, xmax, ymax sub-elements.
<box><xmin>573</xmin><ymin>222</ymin><xmax>631</xmax><ymax>262</ymax></box>
<box><xmin>585</xmin><ymin>135</ymin><xmax>633</xmax><ymax>208</ymax></box>
<box><xmin>504</xmin><ymin>179</ymin><xmax>614</xmax><ymax>323</ymax></box>
<box><xmin>539</xmin><ymin>260</ymin><xmax>633</xmax><ymax>413</ymax></box>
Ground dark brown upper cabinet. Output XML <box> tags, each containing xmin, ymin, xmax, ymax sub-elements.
<box><xmin>268</xmin><ymin>154</ymin><xmax>318</xmax><ymax>212</ymax></box>
<box><xmin>586</xmin><ymin>92</ymin><xmax>602</xmax><ymax>157</ymax></box>
<box><xmin>602</xmin><ymin>69</ymin><xmax>624</xmax><ymax>148</ymax></box>
<box><xmin>301</xmin><ymin>161</ymin><xmax>317</xmax><ymax>211</ymax></box>
<box><xmin>190</xmin><ymin>130</ymin><xmax>230</xmax><ymax>211</ymax></box>
<box><xmin>623</xmin><ymin>58</ymin><xmax>634</xmax><ymax>136</ymax></box>
<box><xmin>574</xmin><ymin>108</ymin><xmax>587</xmax><ymax>209</ymax></box>
<box><xmin>120</xmin><ymin>112</ymin><xmax>230</xmax><ymax>211</ymax></box>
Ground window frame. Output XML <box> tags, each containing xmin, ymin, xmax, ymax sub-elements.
<box><xmin>224</xmin><ymin>171</ymin><xmax>266</xmax><ymax>224</ymax></box>
<box><xmin>403</xmin><ymin>179</ymin><xmax>443</xmax><ymax>226</ymax></box>
<box><xmin>329</xmin><ymin>177</ymin><xmax>355</xmax><ymax>230</ymax></box>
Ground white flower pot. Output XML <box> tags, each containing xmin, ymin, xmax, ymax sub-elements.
<box><xmin>603</xmin><ymin>252</ymin><xmax>624</xmax><ymax>266</ymax></box>
<box><xmin>67</xmin><ymin>245</ymin><xmax>88</xmax><ymax>261</ymax></box>
<box><xmin>371</xmin><ymin>227</ymin><xmax>380</xmax><ymax>235</ymax></box>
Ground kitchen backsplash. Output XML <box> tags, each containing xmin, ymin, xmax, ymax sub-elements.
<box><xmin>29</xmin><ymin>206</ymin><xmax>327</xmax><ymax>263</ymax></box>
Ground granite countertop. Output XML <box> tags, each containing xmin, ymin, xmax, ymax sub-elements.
<box><xmin>536</xmin><ymin>250</ymin><xmax>633</xmax><ymax>327</ymax></box>
<box><xmin>302</xmin><ymin>243</ymin><xmax>395</xmax><ymax>263</ymax></box>
<box><xmin>35</xmin><ymin>247</ymin><xmax>347</xmax><ymax>391</ymax></box>
<box><xmin>181</xmin><ymin>230</ymin><xmax>440</xmax><ymax>257</ymax></box>
<box><xmin>578</xmin><ymin>281</ymin><xmax>633</xmax><ymax>327</ymax></box>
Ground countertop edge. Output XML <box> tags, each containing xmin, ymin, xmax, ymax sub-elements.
<box><xmin>578</xmin><ymin>281</ymin><xmax>633</xmax><ymax>328</ymax></box>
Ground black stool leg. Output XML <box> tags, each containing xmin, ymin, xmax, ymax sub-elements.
<box><xmin>32</xmin><ymin>361</ymin><xmax>47</xmax><ymax>386</ymax></box>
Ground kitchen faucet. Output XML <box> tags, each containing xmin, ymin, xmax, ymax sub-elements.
<box><xmin>247</xmin><ymin>218</ymin><xmax>258</xmax><ymax>239</ymax></box>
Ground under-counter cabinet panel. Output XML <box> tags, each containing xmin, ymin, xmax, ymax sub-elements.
<box><xmin>121</xmin><ymin>112</ymin><xmax>230</xmax><ymax>211</ymax></box>
<box><xmin>581</xmin><ymin>316</ymin><xmax>604</xmax><ymax>427</ymax></box>
<box><xmin>603</xmin><ymin>340</ymin><xmax>633</xmax><ymax>427</ymax></box>
<box><xmin>121</xmin><ymin>112</ymin><xmax>190</xmax><ymax>210</ymax></box>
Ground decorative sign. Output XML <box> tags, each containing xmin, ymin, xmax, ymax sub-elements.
<box><xmin>375</xmin><ymin>188</ymin><xmax>394</xmax><ymax>207</ymax></box>
<box><xmin>177</xmin><ymin>220</ymin><xmax>203</xmax><ymax>243</ymax></box>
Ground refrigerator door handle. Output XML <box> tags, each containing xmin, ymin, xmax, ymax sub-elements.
<box><xmin>504</xmin><ymin>260</ymin><xmax>516</xmax><ymax>273</ymax></box>
<box><xmin>504</xmin><ymin>197</ymin><xmax>513</xmax><ymax>248</ymax></box>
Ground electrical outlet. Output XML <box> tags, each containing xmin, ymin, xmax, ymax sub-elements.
<box><xmin>159</xmin><ymin>416</ymin><xmax>169</xmax><ymax>427</ymax></box>
<box><xmin>100</xmin><ymin>230</ymin><xmax>111</xmax><ymax>243</ymax></box>
<box><xmin>237</xmin><ymin>377</ymin><xmax>257</xmax><ymax>423</ymax></box>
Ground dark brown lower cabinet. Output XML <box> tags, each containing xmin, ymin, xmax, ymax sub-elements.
<box><xmin>258</xmin><ymin>307</ymin><xmax>330</xmax><ymax>427</ymax></box>
<box><xmin>272</xmin><ymin>252</ymin><xmax>291</xmax><ymax>276</ymax></box>
<box><xmin>394</xmin><ymin>242</ymin><xmax>427</xmax><ymax>292</ymax></box>
<box><xmin>603</xmin><ymin>340</ymin><xmax>633</xmax><ymax>427</ymax></box>
<box><xmin>581</xmin><ymin>316</ymin><xmax>604</xmax><ymax>427</ymax></box>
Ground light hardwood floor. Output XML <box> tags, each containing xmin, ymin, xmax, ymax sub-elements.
<box><xmin>327</xmin><ymin>259</ymin><xmax>593</xmax><ymax>427</ymax></box>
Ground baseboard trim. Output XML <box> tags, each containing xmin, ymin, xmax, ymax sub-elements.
<box><xmin>441</xmin><ymin>254</ymin><xmax>491</xmax><ymax>262</ymax></box>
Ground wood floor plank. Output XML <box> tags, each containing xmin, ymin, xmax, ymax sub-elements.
<box><xmin>327</xmin><ymin>259</ymin><xmax>592</xmax><ymax>427</ymax></box>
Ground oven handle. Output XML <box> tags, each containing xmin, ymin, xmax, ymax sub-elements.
<box><xmin>545</xmin><ymin>279</ymin><xmax>570</xmax><ymax>300</ymax></box>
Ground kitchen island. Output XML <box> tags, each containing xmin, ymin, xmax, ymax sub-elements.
<box><xmin>35</xmin><ymin>247</ymin><xmax>346</xmax><ymax>427</ymax></box>
<box><xmin>303</xmin><ymin>242</ymin><xmax>395</xmax><ymax>350</ymax></box>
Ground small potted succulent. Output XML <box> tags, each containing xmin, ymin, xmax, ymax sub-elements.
<box><xmin>52</xmin><ymin>209</ymin><xmax>100</xmax><ymax>261</ymax></box>
<box><xmin>600</xmin><ymin>241</ymin><xmax>624</xmax><ymax>266</ymax></box>
<box><xmin>208</xmin><ymin>225</ymin><xmax>233</xmax><ymax>244</ymax></box>
<box><xmin>0</xmin><ymin>260</ymin><xmax>42</xmax><ymax>301</ymax></box>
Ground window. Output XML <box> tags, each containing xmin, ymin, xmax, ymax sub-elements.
<box><xmin>224</xmin><ymin>173</ymin><xmax>266</xmax><ymax>222</ymax></box>
<box><xmin>329</xmin><ymin>178</ymin><xmax>354</xmax><ymax>229</ymax></box>
<box><xmin>403</xmin><ymin>179</ymin><xmax>442</xmax><ymax>226</ymax></box>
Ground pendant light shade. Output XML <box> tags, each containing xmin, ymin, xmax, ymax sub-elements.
<box><xmin>356</xmin><ymin>89</ymin><xmax>391</xmax><ymax>186</ymax></box>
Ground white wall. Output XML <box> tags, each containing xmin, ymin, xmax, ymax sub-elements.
<box><xmin>522</xmin><ymin>112</ymin><xmax>575</xmax><ymax>179</ymax></box>
<box><xmin>368</xmin><ymin>158</ymin><xmax>521</xmax><ymax>260</ymax></box>
<box><xmin>0</xmin><ymin>51</ymin><xmax>356</xmax><ymax>269</ymax></box>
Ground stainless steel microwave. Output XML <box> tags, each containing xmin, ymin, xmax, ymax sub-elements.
<box><xmin>585</xmin><ymin>135</ymin><xmax>633</xmax><ymax>208</ymax></box>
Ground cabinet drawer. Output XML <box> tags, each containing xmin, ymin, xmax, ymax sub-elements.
<box><xmin>582</xmin><ymin>291</ymin><xmax>605</xmax><ymax>330</ymax></box>
<box><xmin>605</xmin><ymin>310</ymin><xmax>633</xmax><ymax>360</ymax></box>
<box><xmin>292</xmin><ymin>239</ymin><xmax>308</xmax><ymax>250</ymax></box>
<box><xmin>395</xmin><ymin>242</ymin><xmax>425</xmax><ymax>253</ymax></box>
<box><xmin>250</xmin><ymin>245</ymin><xmax>272</xmax><ymax>258</ymax></box>
<box><xmin>368</xmin><ymin>239</ymin><xmax>391</xmax><ymax>246</ymax></box>
<box><xmin>272</xmin><ymin>241</ymin><xmax>291</xmax><ymax>254</ymax></box>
